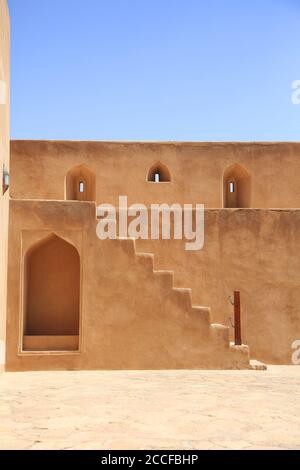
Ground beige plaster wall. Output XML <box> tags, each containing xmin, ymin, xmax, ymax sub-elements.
<box><xmin>0</xmin><ymin>0</ymin><xmax>9</xmax><ymax>372</ymax></box>
<box><xmin>6</xmin><ymin>200</ymin><xmax>249</xmax><ymax>372</ymax></box>
<box><xmin>7</xmin><ymin>140</ymin><xmax>300</xmax><ymax>367</ymax></box>
<box><xmin>136</xmin><ymin>209</ymin><xmax>300</xmax><ymax>365</ymax></box>
<box><xmin>6</xmin><ymin>198</ymin><xmax>300</xmax><ymax>368</ymax></box>
<box><xmin>10</xmin><ymin>140</ymin><xmax>300</xmax><ymax>208</ymax></box>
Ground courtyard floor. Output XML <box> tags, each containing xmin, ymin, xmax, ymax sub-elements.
<box><xmin>0</xmin><ymin>366</ymin><xmax>299</xmax><ymax>450</ymax></box>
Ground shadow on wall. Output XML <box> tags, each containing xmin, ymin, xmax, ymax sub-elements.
<box><xmin>223</xmin><ymin>164</ymin><xmax>251</xmax><ymax>208</ymax></box>
<box><xmin>23</xmin><ymin>234</ymin><xmax>80</xmax><ymax>351</ymax></box>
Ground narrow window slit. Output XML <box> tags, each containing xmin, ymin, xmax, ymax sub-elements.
<box><xmin>147</xmin><ymin>163</ymin><xmax>171</xmax><ymax>183</ymax></box>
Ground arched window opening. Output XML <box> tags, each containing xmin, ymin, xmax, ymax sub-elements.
<box><xmin>66</xmin><ymin>165</ymin><xmax>96</xmax><ymax>201</ymax></box>
<box><xmin>147</xmin><ymin>162</ymin><xmax>171</xmax><ymax>183</ymax></box>
<box><xmin>223</xmin><ymin>164</ymin><xmax>251</xmax><ymax>208</ymax></box>
<box><xmin>79</xmin><ymin>181</ymin><xmax>85</xmax><ymax>193</ymax></box>
<box><xmin>23</xmin><ymin>234</ymin><xmax>80</xmax><ymax>352</ymax></box>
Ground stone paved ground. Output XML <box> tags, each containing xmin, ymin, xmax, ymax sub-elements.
<box><xmin>0</xmin><ymin>366</ymin><xmax>299</xmax><ymax>450</ymax></box>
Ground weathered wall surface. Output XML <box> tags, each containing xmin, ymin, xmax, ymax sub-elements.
<box><xmin>136</xmin><ymin>209</ymin><xmax>300</xmax><ymax>365</ymax></box>
<box><xmin>7</xmin><ymin>140</ymin><xmax>300</xmax><ymax>367</ymax></box>
<box><xmin>10</xmin><ymin>140</ymin><xmax>300</xmax><ymax>208</ymax></box>
<box><xmin>6</xmin><ymin>200</ymin><xmax>300</xmax><ymax>368</ymax></box>
<box><xmin>6</xmin><ymin>200</ymin><xmax>249</xmax><ymax>372</ymax></box>
<box><xmin>0</xmin><ymin>0</ymin><xmax>9</xmax><ymax>372</ymax></box>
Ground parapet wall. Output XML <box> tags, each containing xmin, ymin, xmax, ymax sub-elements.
<box><xmin>10</xmin><ymin>140</ymin><xmax>300</xmax><ymax>208</ymax></box>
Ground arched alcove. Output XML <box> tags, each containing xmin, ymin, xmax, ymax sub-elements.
<box><xmin>223</xmin><ymin>164</ymin><xmax>251</xmax><ymax>208</ymax></box>
<box><xmin>147</xmin><ymin>162</ymin><xmax>171</xmax><ymax>183</ymax></box>
<box><xmin>65</xmin><ymin>165</ymin><xmax>96</xmax><ymax>201</ymax></box>
<box><xmin>23</xmin><ymin>234</ymin><xmax>80</xmax><ymax>351</ymax></box>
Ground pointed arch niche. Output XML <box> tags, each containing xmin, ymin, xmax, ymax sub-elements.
<box><xmin>65</xmin><ymin>164</ymin><xmax>96</xmax><ymax>202</ymax></box>
<box><xmin>147</xmin><ymin>162</ymin><xmax>171</xmax><ymax>183</ymax></box>
<box><xmin>223</xmin><ymin>164</ymin><xmax>251</xmax><ymax>208</ymax></box>
<box><xmin>23</xmin><ymin>234</ymin><xmax>80</xmax><ymax>352</ymax></box>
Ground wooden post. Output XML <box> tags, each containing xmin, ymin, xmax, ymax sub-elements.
<box><xmin>234</xmin><ymin>291</ymin><xmax>242</xmax><ymax>346</ymax></box>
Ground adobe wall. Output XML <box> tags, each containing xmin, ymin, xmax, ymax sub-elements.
<box><xmin>0</xmin><ymin>0</ymin><xmax>9</xmax><ymax>372</ymax></box>
<box><xmin>6</xmin><ymin>200</ymin><xmax>300</xmax><ymax>368</ymax></box>
<box><xmin>7</xmin><ymin>140</ymin><xmax>300</xmax><ymax>366</ymax></box>
<box><xmin>6</xmin><ymin>200</ymin><xmax>249</xmax><ymax>371</ymax></box>
<box><xmin>10</xmin><ymin>140</ymin><xmax>300</xmax><ymax>208</ymax></box>
<box><xmin>136</xmin><ymin>209</ymin><xmax>300</xmax><ymax>364</ymax></box>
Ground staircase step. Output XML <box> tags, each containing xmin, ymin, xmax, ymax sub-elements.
<box><xmin>250</xmin><ymin>359</ymin><xmax>267</xmax><ymax>371</ymax></box>
<box><xmin>191</xmin><ymin>306</ymin><xmax>211</xmax><ymax>324</ymax></box>
<box><xmin>171</xmin><ymin>288</ymin><xmax>192</xmax><ymax>311</ymax></box>
<box><xmin>136</xmin><ymin>252</ymin><xmax>154</xmax><ymax>270</ymax></box>
<box><xmin>230</xmin><ymin>342</ymin><xmax>249</xmax><ymax>356</ymax></box>
<box><xmin>153</xmin><ymin>270</ymin><xmax>174</xmax><ymax>290</ymax></box>
<box><xmin>115</xmin><ymin>237</ymin><xmax>136</xmax><ymax>255</ymax></box>
<box><xmin>210</xmin><ymin>323</ymin><xmax>230</xmax><ymax>344</ymax></box>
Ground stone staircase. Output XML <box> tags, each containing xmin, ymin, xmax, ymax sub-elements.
<box><xmin>117</xmin><ymin>237</ymin><xmax>251</xmax><ymax>369</ymax></box>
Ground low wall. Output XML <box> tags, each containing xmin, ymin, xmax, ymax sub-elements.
<box><xmin>6</xmin><ymin>200</ymin><xmax>249</xmax><ymax>371</ymax></box>
<box><xmin>136</xmin><ymin>209</ymin><xmax>300</xmax><ymax>364</ymax></box>
<box><xmin>10</xmin><ymin>140</ymin><xmax>300</xmax><ymax>209</ymax></box>
<box><xmin>6</xmin><ymin>200</ymin><xmax>299</xmax><ymax>368</ymax></box>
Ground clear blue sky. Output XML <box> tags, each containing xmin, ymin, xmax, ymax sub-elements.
<box><xmin>8</xmin><ymin>0</ymin><xmax>300</xmax><ymax>141</ymax></box>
